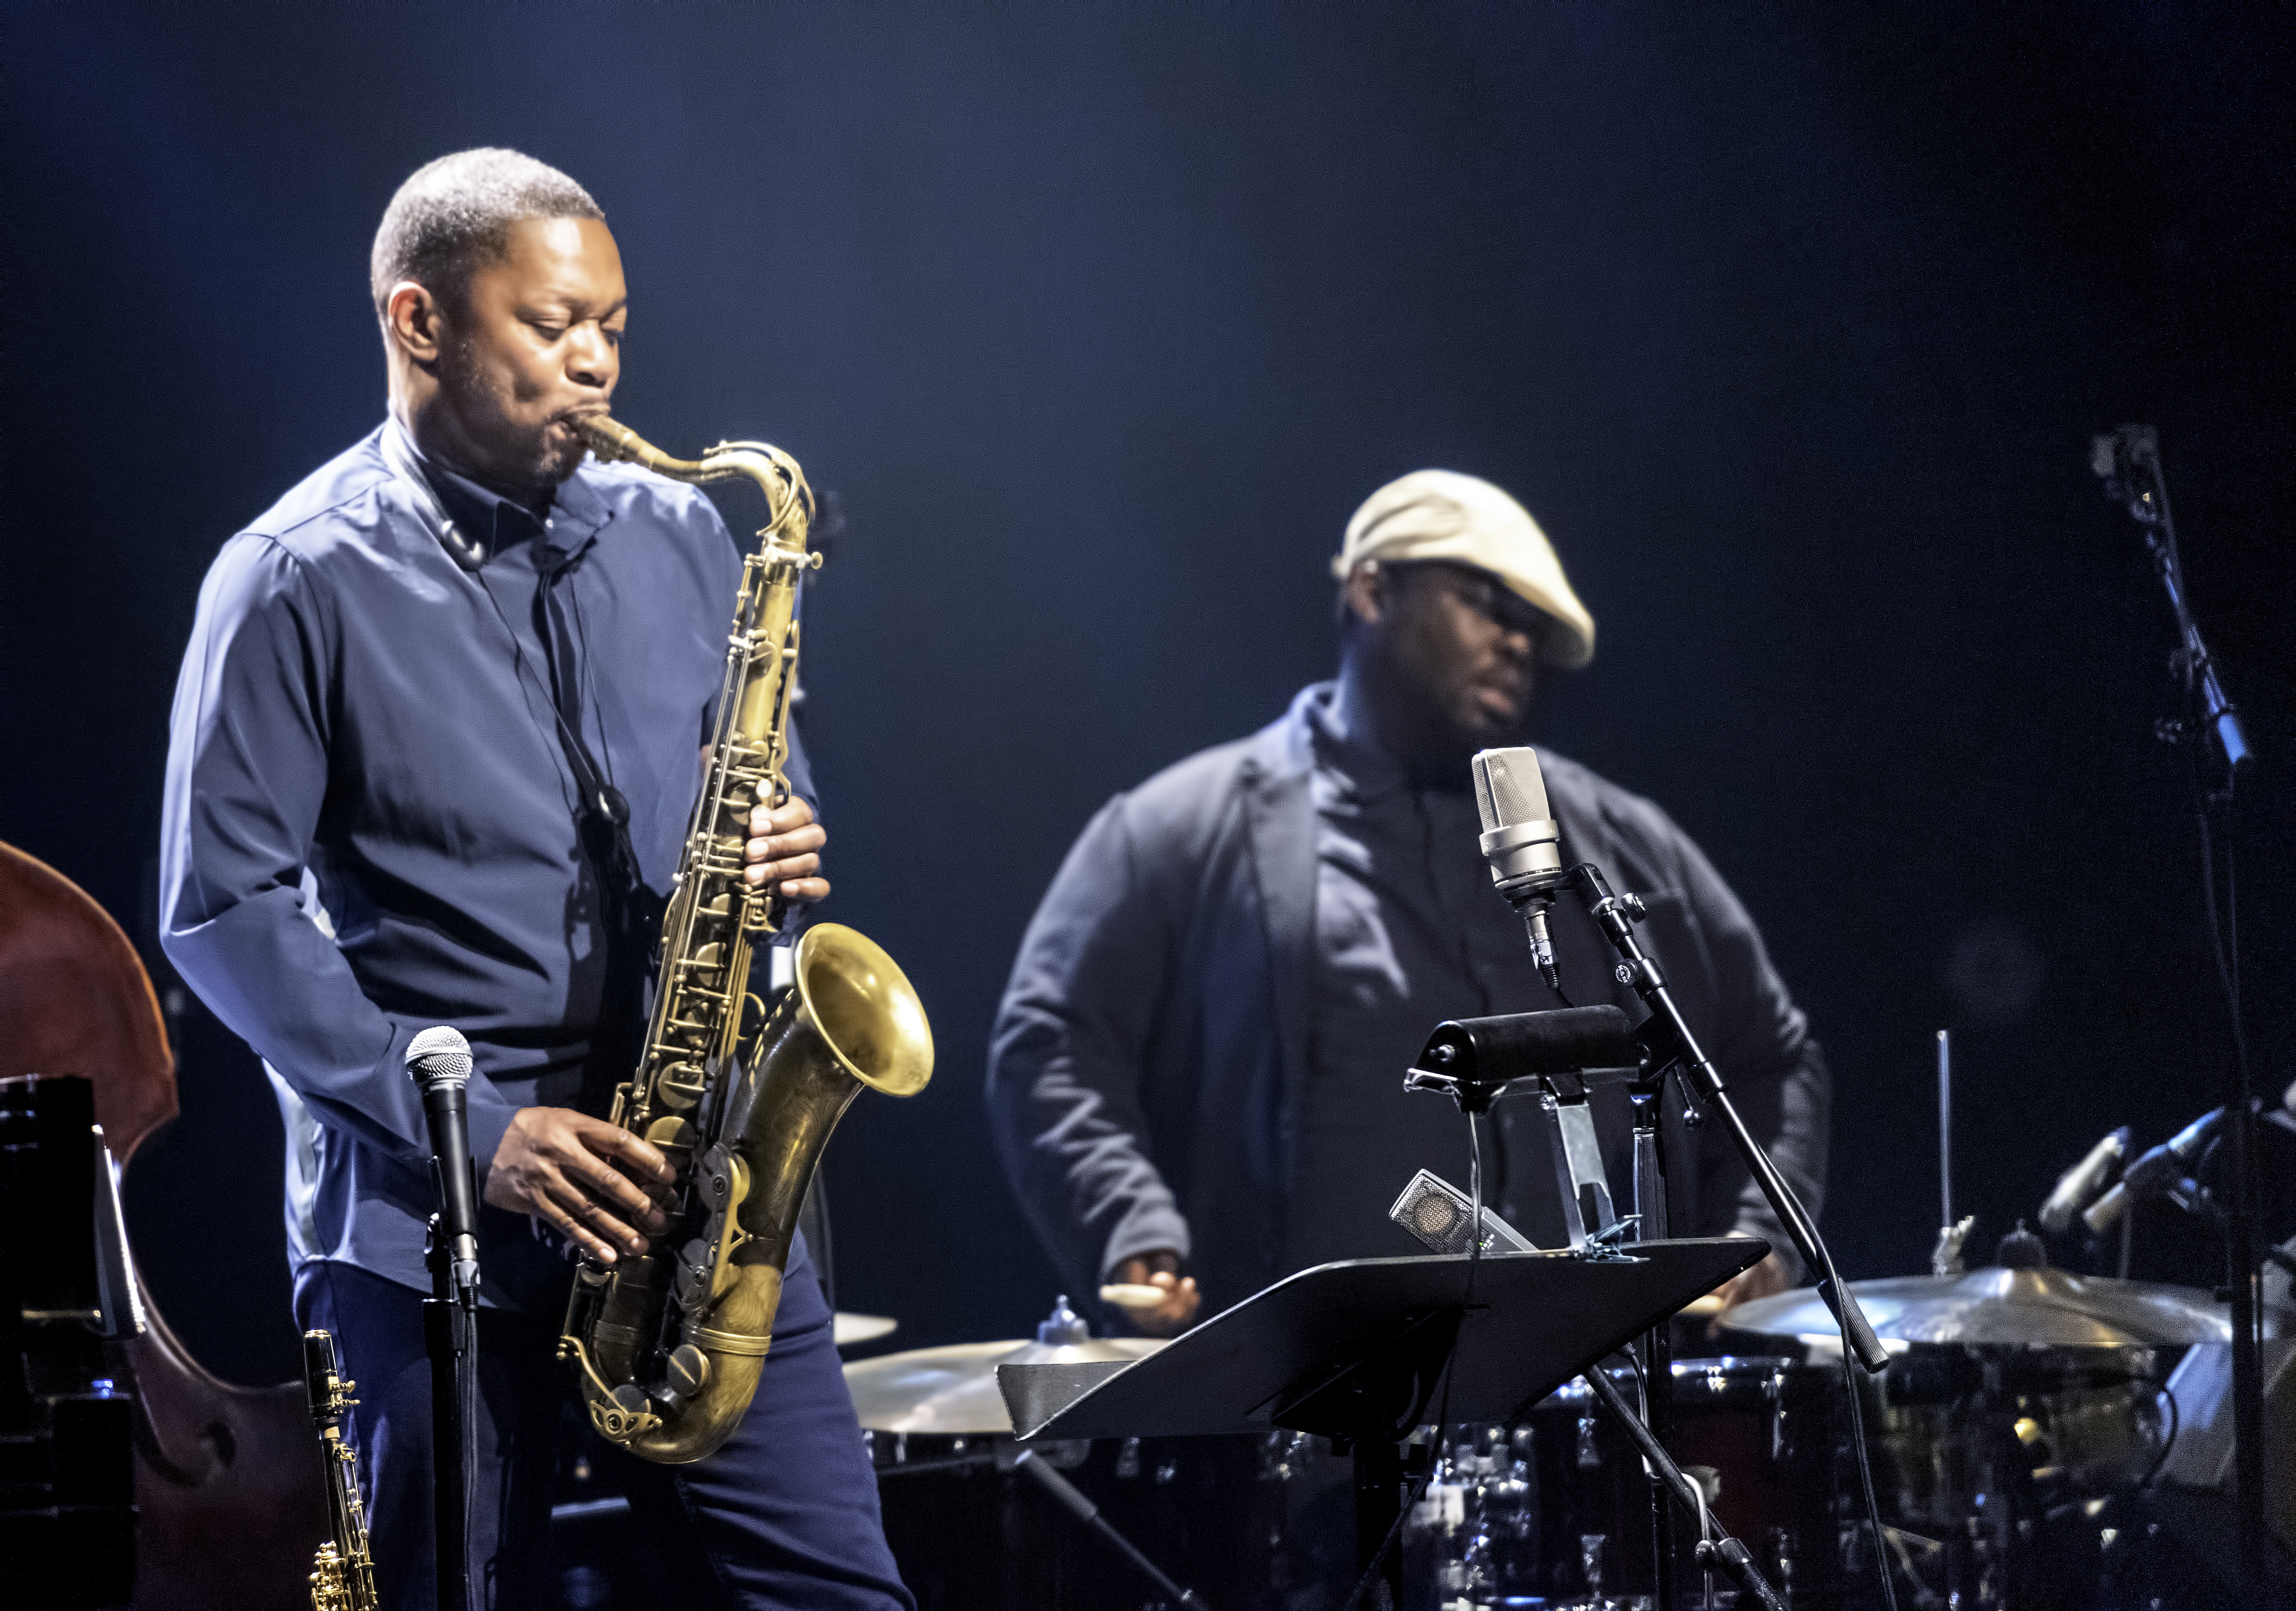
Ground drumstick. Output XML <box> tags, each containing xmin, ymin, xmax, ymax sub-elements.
<box><xmin>1098</xmin><ymin>1283</ymin><xmax>1169</xmax><ymax>1309</ymax></box>
<box><xmin>1678</xmin><ymin>1294</ymin><xmax>1726</xmax><ymax>1319</ymax></box>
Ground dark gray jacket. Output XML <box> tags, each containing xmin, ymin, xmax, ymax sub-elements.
<box><xmin>987</xmin><ymin>684</ymin><xmax>1830</xmax><ymax>1313</ymax></box>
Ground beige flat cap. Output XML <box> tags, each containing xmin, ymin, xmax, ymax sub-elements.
<box><xmin>1332</xmin><ymin>469</ymin><xmax>1595</xmax><ymax>669</ymax></box>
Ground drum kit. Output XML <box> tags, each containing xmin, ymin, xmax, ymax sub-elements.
<box><xmin>845</xmin><ymin>1299</ymin><xmax>1291</xmax><ymax>1611</ymax></box>
<box><xmin>842</xmin><ymin>1255</ymin><xmax>2289</xmax><ymax>1610</ymax></box>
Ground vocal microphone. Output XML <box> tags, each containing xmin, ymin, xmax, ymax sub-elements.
<box><xmin>2038</xmin><ymin>1125</ymin><xmax>2130</xmax><ymax>1234</ymax></box>
<box><xmin>407</xmin><ymin>1025</ymin><xmax>482</xmax><ymax>1296</ymax></box>
<box><xmin>1472</xmin><ymin>747</ymin><xmax>1568</xmax><ymax>990</ymax></box>
<box><xmin>2082</xmin><ymin>1107</ymin><xmax>2226</xmax><ymax>1234</ymax></box>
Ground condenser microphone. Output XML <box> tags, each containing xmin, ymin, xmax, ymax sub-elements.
<box><xmin>407</xmin><ymin>1025</ymin><xmax>481</xmax><ymax>1295</ymax></box>
<box><xmin>1472</xmin><ymin>747</ymin><xmax>1568</xmax><ymax>989</ymax></box>
<box><xmin>2037</xmin><ymin>1126</ymin><xmax>2130</xmax><ymax>1234</ymax></box>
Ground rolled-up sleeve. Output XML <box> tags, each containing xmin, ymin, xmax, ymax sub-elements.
<box><xmin>159</xmin><ymin>534</ymin><xmax>520</xmax><ymax>1172</ymax></box>
<box><xmin>986</xmin><ymin>795</ymin><xmax>1192</xmax><ymax>1299</ymax></box>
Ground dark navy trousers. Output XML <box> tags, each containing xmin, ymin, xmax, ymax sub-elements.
<box><xmin>296</xmin><ymin>1232</ymin><xmax>912</xmax><ymax>1611</ymax></box>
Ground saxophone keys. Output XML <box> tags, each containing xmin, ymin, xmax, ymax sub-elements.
<box><xmin>652</xmin><ymin>1062</ymin><xmax>707</xmax><ymax>1112</ymax></box>
<box><xmin>644</xmin><ymin>1116</ymin><xmax>696</xmax><ymax>1156</ymax></box>
<box><xmin>665</xmin><ymin>1344</ymin><xmax>711</xmax><ymax>1401</ymax></box>
<box><xmin>675</xmin><ymin>1240</ymin><xmax>714</xmax><ymax>1310</ymax></box>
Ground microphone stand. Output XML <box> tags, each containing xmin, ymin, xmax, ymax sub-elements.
<box><xmin>1627</xmin><ymin>1070</ymin><xmax>1676</xmax><ymax>1609</ymax></box>
<box><xmin>1563</xmin><ymin>861</ymin><xmax>1891</xmax><ymax>1376</ymax></box>
<box><xmin>1559</xmin><ymin>860</ymin><xmax>1899</xmax><ymax>1607</ymax></box>
<box><xmin>421</xmin><ymin>1173</ymin><xmax>480</xmax><ymax>1611</ymax></box>
<box><xmin>2093</xmin><ymin>425</ymin><xmax>2265</xmax><ymax>1599</ymax></box>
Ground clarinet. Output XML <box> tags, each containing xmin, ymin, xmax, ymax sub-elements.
<box><xmin>304</xmin><ymin>1329</ymin><xmax>380</xmax><ymax>1611</ymax></box>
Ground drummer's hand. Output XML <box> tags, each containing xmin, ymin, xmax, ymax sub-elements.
<box><xmin>485</xmin><ymin>1107</ymin><xmax>674</xmax><ymax>1266</ymax></box>
<box><xmin>1707</xmin><ymin>1250</ymin><xmax>1793</xmax><ymax>1337</ymax></box>
<box><xmin>746</xmin><ymin>798</ymin><xmax>829</xmax><ymax>900</ymax></box>
<box><xmin>1109</xmin><ymin>1251</ymin><xmax>1201</xmax><ymax>1337</ymax></box>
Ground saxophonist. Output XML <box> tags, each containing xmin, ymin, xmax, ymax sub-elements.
<box><xmin>159</xmin><ymin>149</ymin><xmax>910</xmax><ymax>1610</ymax></box>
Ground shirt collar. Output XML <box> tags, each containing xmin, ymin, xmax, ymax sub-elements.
<box><xmin>385</xmin><ymin>416</ymin><xmax>611</xmax><ymax>567</ymax></box>
<box><xmin>1308</xmin><ymin>672</ymin><xmax>1410</xmax><ymax>802</ymax></box>
<box><xmin>1312</xmin><ymin>664</ymin><xmax>1489</xmax><ymax>802</ymax></box>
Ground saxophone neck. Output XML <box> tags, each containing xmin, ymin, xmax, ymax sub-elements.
<box><xmin>572</xmin><ymin>415</ymin><xmax>814</xmax><ymax>552</ymax></box>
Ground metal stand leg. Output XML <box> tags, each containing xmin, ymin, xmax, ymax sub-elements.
<box><xmin>1583</xmin><ymin>1366</ymin><xmax>1786</xmax><ymax>1611</ymax></box>
<box><xmin>1350</xmin><ymin>1435</ymin><xmax>1404</xmax><ymax>1611</ymax></box>
<box><xmin>423</xmin><ymin>1214</ymin><xmax>474</xmax><ymax>1611</ymax></box>
<box><xmin>1013</xmin><ymin>1449</ymin><xmax>1205</xmax><ymax>1607</ymax></box>
<box><xmin>1632</xmin><ymin>1087</ymin><xmax>1676</xmax><ymax>1609</ymax></box>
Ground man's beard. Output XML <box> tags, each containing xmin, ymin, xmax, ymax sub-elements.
<box><xmin>441</xmin><ymin>345</ymin><xmax>588</xmax><ymax>500</ymax></box>
<box><xmin>531</xmin><ymin>424</ymin><xmax>588</xmax><ymax>489</ymax></box>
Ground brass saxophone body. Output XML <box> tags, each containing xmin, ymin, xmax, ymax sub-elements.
<box><xmin>558</xmin><ymin>415</ymin><xmax>933</xmax><ymax>1465</ymax></box>
<box><xmin>303</xmin><ymin>1329</ymin><xmax>379</xmax><ymax>1611</ymax></box>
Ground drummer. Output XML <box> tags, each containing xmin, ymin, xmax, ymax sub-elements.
<box><xmin>985</xmin><ymin>470</ymin><xmax>1833</xmax><ymax>1334</ymax></box>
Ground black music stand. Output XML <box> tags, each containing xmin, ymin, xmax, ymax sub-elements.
<box><xmin>1000</xmin><ymin>1238</ymin><xmax>1763</xmax><ymax>1604</ymax></box>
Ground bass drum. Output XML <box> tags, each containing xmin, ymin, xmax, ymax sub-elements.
<box><xmin>1518</xmin><ymin>1356</ymin><xmax>1854</xmax><ymax>1608</ymax></box>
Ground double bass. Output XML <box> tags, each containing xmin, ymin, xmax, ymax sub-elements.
<box><xmin>0</xmin><ymin>839</ymin><xmax>324</xmax><ymax>1608</ymax></box>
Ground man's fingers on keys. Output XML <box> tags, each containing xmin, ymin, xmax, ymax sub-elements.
<box><xmin>579</xmin><ymin>1115</ymin><xmax>673</xmax><ymax>1182</ymax></box>
<box><xmin>577</xmin><ymin>1156</ymin><xmax>666</xmax><ymax>1233</ymax></box>
<box><xmin>541</xmin><ymin>1189</ymin><xmax>634</xmax><ymax>1264</ymax></box>
<box><xmin>747</xmin><ymin>798</ymin><xmax>818</xmax><ymax>836</ymax></box>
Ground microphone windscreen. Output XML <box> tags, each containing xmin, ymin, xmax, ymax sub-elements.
<box><xmin>1473</xmin><ymin>747</ymin><xmax>1551</xmax><ymax>836</ymax></box>
<box><xmin>406</xmin><ymin>1024</ymin><xmax>474</xmax><ymax>1084</ymax></box>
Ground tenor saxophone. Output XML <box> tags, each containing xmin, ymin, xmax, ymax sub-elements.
<box><xmin>303</xmin><ymin>1330</ymin><xmax>378</xmax><ymax>1611</ymax></box>
<box><xmin>558</xmin><ymin>416</ymin><xmax>933</xmax><ymax>1464</ymax></box>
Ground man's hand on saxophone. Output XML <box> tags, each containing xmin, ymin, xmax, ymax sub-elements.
<box><xmin>482</xmin><ymin>802</ymin><xmax>831</xmax><ymax>1264</ymax></box>
<box><xmin>485</xmin><ymin>1112</ymin><xmax>675</xmax><ymax>1266</ymax></box>
<box><xmin>744</xmin><ymin>797</ymin><xmax>828</xmax><ymax>899</ymax></box>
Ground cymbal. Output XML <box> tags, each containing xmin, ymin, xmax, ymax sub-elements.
<box><xmin>834</xmin><ymin>1312</ymin><xmax>898</xmax><ymax>1348</ymax></box>
<box><xmin>1725</xmin><ymin>1269</ymin><xmax>2268</xmax><ymax>1348</ymax></box>
<box><xmin>844</xmin><ymin>1337</ymin><xmax>1166</xmax><ymax>1435</ymax></box>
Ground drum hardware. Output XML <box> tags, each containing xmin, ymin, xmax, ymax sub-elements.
<box><xmin>1000</xmin><ymin>1241</ymin><xmax>1763</xmax><ymax>1611</ymax></box>
<box><xmin>1401</xmin><ymin>982</ymin><xmax>1887</xmax><ymax>1610</ymax></box>
<box><xmin>849</xmin><ymin>1300</ymin><xmax>1273</xmax><ymax>1610</ymax></box>
<box><xmin>1434</xmin><ymin>821</ymin><xmax>1900</xmax><ymax>1604</ymax></box>
<box><xmin>1007</xmin><ymin>1447</ymin><xmax>1206</xmax><ymax>1608</ymax></box>
<box><xmin>1935</xmin><ymin>1030</ymin><xmax>1962</xmax><ymax>1278</ymax></box>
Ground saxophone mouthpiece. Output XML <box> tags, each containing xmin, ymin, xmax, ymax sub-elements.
<box><xmin>572</xmin><ymin>413</ymin><xmax>640</xmax><ymax>461</ymax></box>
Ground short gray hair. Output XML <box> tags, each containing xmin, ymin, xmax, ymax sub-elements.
<box><xmin>370</xmin><ymin>148</ymin><xmax>603</xmax><ymax>317</ymax></box>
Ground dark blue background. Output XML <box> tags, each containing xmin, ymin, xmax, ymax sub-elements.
<box><xmin>2</xmin><ymin>2</ymin><xmax>2290</xmax><ymax>1383</ymax></box>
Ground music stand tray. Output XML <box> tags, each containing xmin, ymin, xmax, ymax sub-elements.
<box><xmin>1002</xmin><ymin>1238</ymin><xmax>1763</xmax><ymax>1443</ymax></box>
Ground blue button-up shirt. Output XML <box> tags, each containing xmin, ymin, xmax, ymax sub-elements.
<box><xmin>160</xmin><ymin>420</ymin><xmax>813</xmax><ymax>1309</ymax></box>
